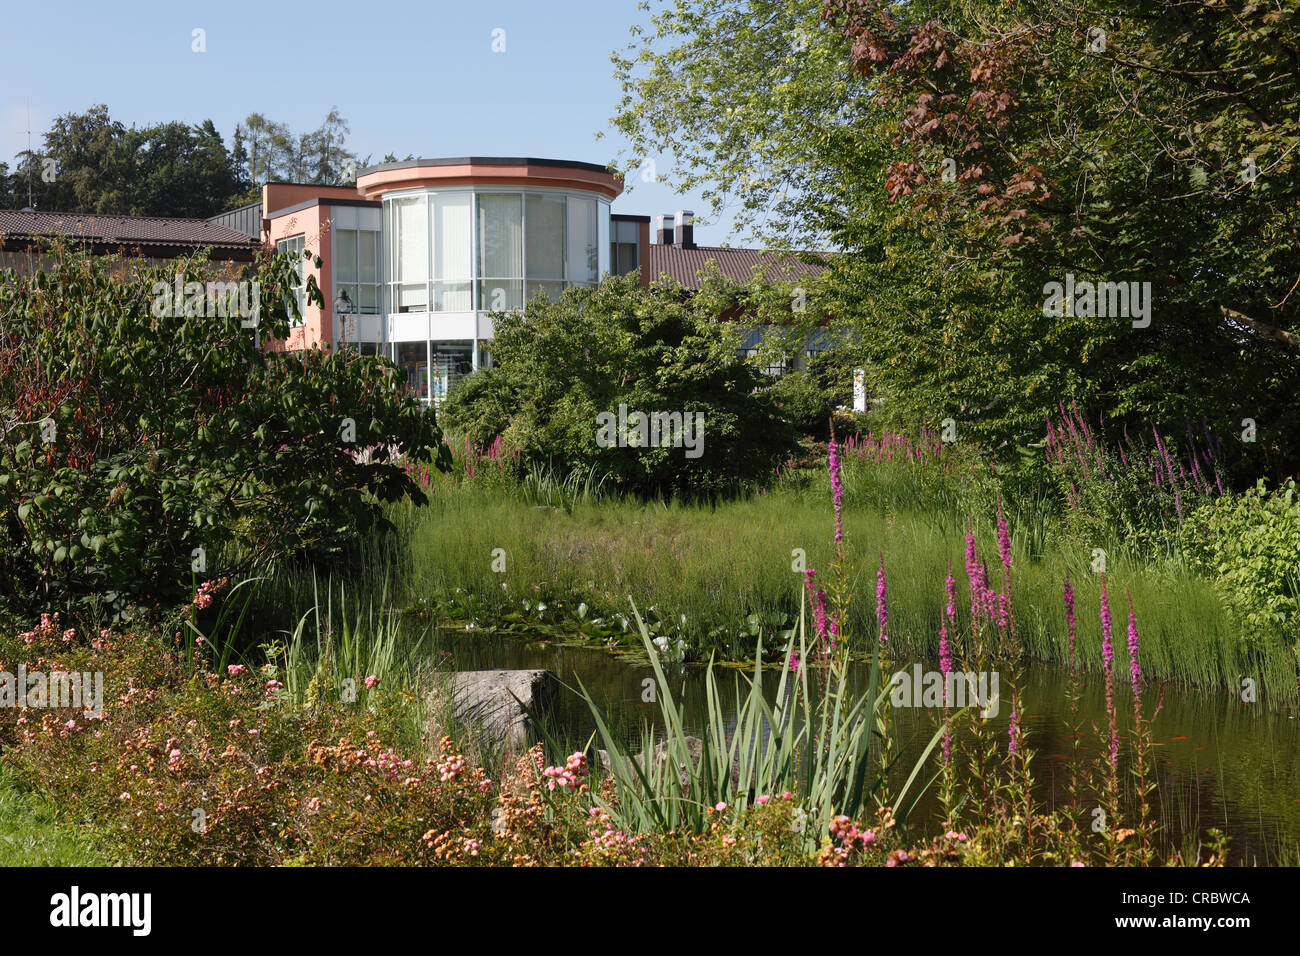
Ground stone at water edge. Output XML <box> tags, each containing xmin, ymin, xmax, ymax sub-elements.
<box><xmin>428</xmin><ymin>669</ymin><xmax>559</xmax><ymax>752</ymax></box>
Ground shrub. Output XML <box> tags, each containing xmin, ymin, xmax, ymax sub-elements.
<box><xmin>764</xmin><ymin>349</ymin><xmax>861</xmax><ymax>441</ymax></box>
<box><xmin>1178</xmin><ymin>480</ymin><xmax>1300</xmax><ymax>651</ymax></box>
<box><xmin>440</xmin><ymin>274</ymin><xmax>798</xmax><ymax>498</ymax></box>
<box><xmin>0</xmin><ymin>241</ymin><xmax>449</xmax><ymax>620</ymax></box>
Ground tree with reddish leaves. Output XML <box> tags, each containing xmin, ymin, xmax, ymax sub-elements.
<box><xmin>612</xmin><ymin>0</ymin><xmax>1300</xmax><ymax>478</ymax></box>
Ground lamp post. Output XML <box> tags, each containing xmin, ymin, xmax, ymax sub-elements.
<box><xmin>333</xmin><ymin>288</ymin><xmax>353</xmax><ymax>350</ymax></box>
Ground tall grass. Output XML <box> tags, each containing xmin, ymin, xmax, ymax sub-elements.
<box><xmin>387</xmin><ymin>465</ymin><xmax>1295</xmax><ymax>696</ymax></box>
<box><xmin>578</xmin><ymin>601</ymin><xmax>944</xmax><ymax>838</ymax></box>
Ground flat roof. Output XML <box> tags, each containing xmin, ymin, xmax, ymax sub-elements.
<box><xmin>357</xmin><ymin>156</ymin><xmax>613</xmax><ymax>177</ymax></box>
<box><xmin>265</xmin><ymin>196</ymin><xmax>382</xmax><ymax>219</ymax></box>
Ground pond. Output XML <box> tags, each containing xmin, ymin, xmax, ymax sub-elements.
<box><xmin>426</xmin><ymin>626</ymin><xmax>1300</xmax><ymax>865</ymax></box>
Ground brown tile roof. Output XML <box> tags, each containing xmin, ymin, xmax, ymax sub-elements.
<box><xmin>645</xmin><ymin>243</ymin><xmax>827</xmax><ymax>289</ymax></box>
<box><xmin>0</xmin><ymin>209</ymin><xmax>260</xmax><ymax>255</ymax></box>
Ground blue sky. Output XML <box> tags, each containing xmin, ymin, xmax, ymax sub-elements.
<box><xmin>0</xmin><ymin>0</ymin><xmax>741</xmax><ymax>244</ymax></box>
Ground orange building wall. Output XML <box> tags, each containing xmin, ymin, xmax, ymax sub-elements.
<box><xmin>264</xmin><ymin>201</ymin><xmax>335</xmax><ymax>352</ymax></box>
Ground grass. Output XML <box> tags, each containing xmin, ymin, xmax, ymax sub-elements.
<box><xmin>0</xmin><ymin>764</ymin><xmax>113</xmax><ymax>866</ymax></box>
<box><xmin>379</xmin><ymin>460</ymin><xmax>1297</xmax><ymax>698</ymax></box>
<box><xmin>578</xmin><ymin>602</ymin><xmax>945</xmax><ymax>839</ymax></box>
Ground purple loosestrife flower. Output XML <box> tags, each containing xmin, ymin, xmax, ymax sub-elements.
<box><xmin>935</xmin><ymin>582</ymin><xmax>956</xmax><ymax>764</ymax></box>
<box><xmin>876</xmin><ymin>553</ymin><xmax>888</xmax><ymax>647</ymax></box>
<box><xmin>1008</xmin><ymin>704</ymin><xmax>1020</xmax><ymax>755</ymax></box>
<box><xmin>996</xmin><ymin>498</ymin><xmax>1012</xmax><ymax>571</ymax></box>
<box><xmin>978</xmin><ymin>563</ymin><xmax>996</xmax><ymax>621</ymax></box>
<box><xmin>1100</xmin><ymin>577</ymin><xmax>1114</xmax><ymax>678</ymax></box>
<box><xmin>1126</xmin><ymin>588</ymin><xmax>1141</xmax><ymax>697</ymax></box>
<box><xmin>803</xmin><ymin>569</ymin><xmax>830</xmax><ymax>650</ymax></box>
<box><xmin>813</xmin><ymin>591</ymin><xmax>830</xmax><ymax>648</ymax></box>
<box><xmin>965</xmin><ymin>528</ymin><xmax>981</xmax><ymax>623</ymax></box>
<box><xmin>828</xmin><ymin>440</ymin><xmax>844</xmax><ymax>550</ymax></box>
<box><xmin>945</xmin><ymin>559</ymin><xmax>957</xmax><ymax>622</ymax></box>
<box><xmin>1100</xmin><ymin>575</ymin><xmax>1118</xmax><ymax>767</ymax></box>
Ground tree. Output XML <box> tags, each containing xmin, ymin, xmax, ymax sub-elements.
<box><xmin>233</xmin><ymin>110</ymin><xmax>360</xmax><ymax>186</ymax></box>
<box><xmin>0</xmin><ymin>241</ymin><xmax>450</xmax><ymax>620</ymax></box>
<box><xmin>8</xmin><ymin>106</ymin><xmax>247</xmax><ymax>218</ymax></box>
<box><xmin>610</xmin><ymin>0</ymin><xmax>1300</xmax><ymax>478</ymax></box>
<box><xmin>441</xmin><ymin>274</ymin><xmax>798</xmax><ymax>497</ymax></box>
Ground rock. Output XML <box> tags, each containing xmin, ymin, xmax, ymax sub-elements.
<box><xmin>430</xmin><ymin>669</ymin><xmax>559</xmax><ymax>752</ymax></box>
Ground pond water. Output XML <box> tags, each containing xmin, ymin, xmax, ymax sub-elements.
<box><xmin>426</xmin><ymin>627</ymin><xmax>1300</xmax><ymax>865</ymax></box>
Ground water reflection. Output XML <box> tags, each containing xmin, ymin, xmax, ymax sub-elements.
<box><xmin>426</xmin><ymin>627</ymin><xmax>1300</xmax><ymax>864</ymax></box>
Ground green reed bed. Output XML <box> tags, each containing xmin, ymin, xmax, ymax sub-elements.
<box><xmin>383</xmin><ymin>458</ymin><xmax>1294</xmax><ymax>698</ymax></box>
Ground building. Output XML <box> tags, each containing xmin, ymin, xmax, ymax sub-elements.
<box><xmin>0</xmin><ymin>209</ymin><xmax>260</xmax><ymax>270</ymax></box>
<box><xmin>3</xmin><ymin>156</ymin><xmax>825</xmax><ymax>403</ymax></box>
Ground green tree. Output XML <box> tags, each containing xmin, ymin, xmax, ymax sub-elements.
<box><xmin>442</xmin><ymin>274</ymin><xmax>798</xmax><ymax>497</ymax></box>
<box><xmin>0</xmin><ymin>241</ymin><xmax>449</xmax><ymax>620</ymax></box>
<box><xmin>611</xmin><ymin>0</ymin><xmax>1300</xmax><ymax>477</ymax></box>
<box><xmin>10</xmin><ymin>106</ymin><xmax>246</xmax><ymax>218</ymax></box>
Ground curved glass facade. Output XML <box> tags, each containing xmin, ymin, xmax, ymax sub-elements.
<box><xmin>382</xmin><ymin>187</ymin><xmax>610</xmax><ymax>314</ymax></box>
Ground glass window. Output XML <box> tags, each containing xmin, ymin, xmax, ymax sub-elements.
<box><xmin>276</xmin><ymin>234</ymin><xmax>307</xmax><ymax>324</ymax></box>
<box><xmin>527</xmin><ymin>280</ymin><xmax>565</xmax><ymax>304</ymax></box>
<box><xmin>394</xmin><ymin>198</ymin><xmax>428</xmax><ymax>312</ymax></box>
<box><xmin>477</xmin><ymin>193</ymin><xmax>523</xmax><ymax>310</ymax></box>
<box><xmin>478</xmin><ymin>280</ymin><xmax>523</xmax><ymax>311</ymax></box>
<box><xmin>358</xmin><ymin>231</ymin><xmax>379</xmax><ymax>313</ymax></box>
<box><xmin>396</xmin><ymin>342</ymin><xmax>428</xmax><ymax>399</ymax></box>
<box><xmin>526</xmin><ymin>193</ymin><xmax>566</xmax><ymax>289</ymax></box>
<box><xmin>334</xmin><ymin>228</ymin><xmax>381</xmax><ymax>317</ymax></box>
<box><xmin>431</xmin><ymin>347</ymin><xmax>473</xmax><ymax>403</ymax></box>
<box><xmin>567</xmin><ymin>197</ymin><xmax>598</xmax><ymax>284</ymax></box>
<box><xmin>611</xmin><ymin>219</ymin><xmax>639</xmax><ymax>276</ymax></box>
<box><xmin>434</xmin><ymin>193</ymin><xmax>472</xmax><ymax>311</ymax></box>
<box><xmin>335</xmin><ymin>230</ymin><xmax>358</xmax><ymax>283</ymax></box>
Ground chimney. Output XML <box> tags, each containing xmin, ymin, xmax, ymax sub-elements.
<box><xmin>655</xmin><ymin>213</ymin><xmax>674</xmax><ymax>245</ymax></box>
<box><xmin>674</xmin><ymin>209</ymin><xmax>695</xmax><ymax>249</ymax></box>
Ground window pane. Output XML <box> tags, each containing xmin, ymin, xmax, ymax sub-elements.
<box><xmin>613</xmin><ymin>242</ymin><xmax>638</xmax><ymax>276</ymax></box>
<box><xmin>395</xmin><ymin>198</ymin><xmax>428</xmax><ymax>282</ymax></box>
<box><xmin>435</xmin><ymin>193</ymin><xmax>472</xmax><ymax>282</ymax></box>
<box><xmin>359</xmin><ymin>231</ymin><xmax>378</xmax><ymax>284</ymax></box>
<box><xmin>526</xmin><ymin>193</ymin><xmax>565</xmax><ymax>280</ymax></box>
<box><xmin>434</xmin><ymin>281</ymin><xmax>472</xmax><ymax>312</ymax></box>
<box><xmin>527</xmin><ymin>280</ymin><xmax>565</xmax><ymax>303</ymax></box>
<box><xmin>567</xmin><ymin>197</ymin><xmax>597</xmax><ymax>284</ymax></box>
<box><xmin>359</xmin><ymin>284</ymin><xmax>379</xmax><ymax>313</ymax></box>
<box><xmin>477</xmin><ymin>194</ymin><xmax>522</xmax><ymax>279</ymax></box>
<box><xmin>396</xmin><ymin>342</ymin><xmax>428</xmax><ymax>399</ymax></box>
<box><xmin>477</xmin><ymin>280</ymin><xmax>522</xmax><ymax>311</ymax></box>
<box><xmin>398</xmin><ymin>283</ymin><xmax>427</xmax><ymax>311</ymax></box>
<box><xmin>277</xmin><ymin>235</ymin><xmax>306</xmax><ymax>324</ymax></box>
<box><xmin>336</xmin><ymin>229</ymin><xmax>358</xmax><ymax>283</ymax></box>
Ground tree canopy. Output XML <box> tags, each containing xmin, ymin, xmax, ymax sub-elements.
<box><xmin>0</xmin><ymin>242</ymin><xmax>448</xmax><ymax>620</ymax></box>
<box><xmin>610</xmin><ymin>0</ymin><xmax>1300</xmax><ymax>478</ymax></box>
<box><xmin>2</xmin><ymin>105</ymin><xmax>365</xmax><ymax>217</ymax></box>
<box><xmin>441</xmin><ymin>274</ymin><xmax>799</xmax><ymax>498</ymax></box>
